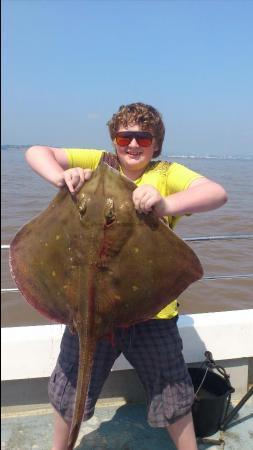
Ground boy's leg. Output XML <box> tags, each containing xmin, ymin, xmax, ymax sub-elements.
<box><xmin>121</xmin><ymin>318</ymin><xmax>196</xmax><ymax>450</ymax></box>
<box><xmin>167</xmin><ymin>411</ymin><xmax>198</xmax><ymax>450</ymax></box>
<box><xmin>48</xmin><ymin>327</ymin><xmax>121</xmax><ymax>450</ymax></box>
<box><xmin>51</xmin><ymin>407</ymin><xmax>71</xmax><ymax>450</ymax></box>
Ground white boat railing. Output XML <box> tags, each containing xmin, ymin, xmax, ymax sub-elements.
<box><xmin>2</xmin><ymin>310</ymin><xmax>253</xmax><ymax>386</ymax></box>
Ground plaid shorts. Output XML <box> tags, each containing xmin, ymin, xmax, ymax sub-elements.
<box><xmin>48</xmin><ymin>317</ymin><xmax>194</xmax><ymax>427</ymax></box>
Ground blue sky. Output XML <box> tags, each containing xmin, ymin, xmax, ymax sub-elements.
<box><xmin>2</xmin><ymin>0</ymin><xmax>253</xmax><ymax>156</ymax></box>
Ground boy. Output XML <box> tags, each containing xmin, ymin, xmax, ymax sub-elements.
<box><xmin>26</xmin><ymin>102</ymin><xmax>227</xmax><ymax>450</ymax></box>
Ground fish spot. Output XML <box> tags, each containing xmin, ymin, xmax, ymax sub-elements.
<box><xmin>119</xmin><ymin>201</ymin><xmax>130</xmax><ymax>210</ymax></box>
<box><xmin>134</xmin><ymin>247</ymin><xmax>139</xmax><ymax>254</ymax></box>
<box><xmin>56</xmin><ymin>235</ymin><xmax>60</xmax><ymax>240</ymax></box>
<box><xmin>132</xmin><ymin>285</ymin><xmax>139</xmax><ymax>291</ymax></box>
<box><xmin>45</xmin><ymin>242</ymin><xmax>48</xmax><ymax>247</ymax></box>
<box><xmin>52</xmin><ymin>270</ymin><xmax>56</xmax><ymax>277</ymax></box>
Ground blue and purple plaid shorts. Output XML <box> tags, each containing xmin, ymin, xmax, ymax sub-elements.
<box><xmin>48</xmin><ymin>317</ymin><xmax>194</xmax><ymax>427</ymax></box>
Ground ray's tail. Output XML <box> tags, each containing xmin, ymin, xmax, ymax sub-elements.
<box><xmin>67</xmin><ymin>324</ymin><xmax>96</xmax><ymax>450</ymax></box>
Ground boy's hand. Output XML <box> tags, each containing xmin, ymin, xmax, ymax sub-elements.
<box><xmin>132</xmin><ymin>185</ymin><xmax>166</xmax><ymax>216</ymax></box>
<box><xmin>61</xmin><ymin>168</ymin><xmax>93</xmax><ymax>194</ymax></box>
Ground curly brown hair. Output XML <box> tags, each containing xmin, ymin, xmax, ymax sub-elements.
<box><xmin>107</xmin><ymin>102</ymin><xmax>165</xmax><ymax>158</ymax></box>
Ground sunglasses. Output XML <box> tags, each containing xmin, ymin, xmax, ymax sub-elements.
<box><xmin>115</xmin><ymin>131</ymin><xmax>154</xmax><ymax>147</ymax></box>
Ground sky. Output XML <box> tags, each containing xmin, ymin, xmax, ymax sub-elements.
<box><xmin>2</xmin><ymin>0</ymin><xmax>253</xmax><ymax>157</ymax></box>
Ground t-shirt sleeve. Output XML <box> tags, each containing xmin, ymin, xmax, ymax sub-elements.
<box><xmin>65</xmin><ymin>148</ymin><xmax>104</xmax><ymax>170</ymax></box>
<box><xmin>166</xmin><ymin>162</ymin><xmax>204</xmax><ymax>194</ymax></box>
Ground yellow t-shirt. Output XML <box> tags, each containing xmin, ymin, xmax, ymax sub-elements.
<box><xmin>65</xmin><ymin>148</ymin><xmax>203</xmax><ymax>319</ymax></box>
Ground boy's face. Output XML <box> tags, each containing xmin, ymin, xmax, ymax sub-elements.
<box><xmin>114</xmin><ymin>124</ymin><xmax>158</xmax><ymax>179</ymax></box>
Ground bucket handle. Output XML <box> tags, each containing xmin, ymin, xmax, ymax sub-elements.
<box><xmin>194</xmin><ymin>365</ymin><xmax>209</xmax><ymax>398</ymax></box>
<box><xmin>202</xmin><ymin>351</ymin><xmax>234</xmax><ymax>393</ymax></box>
<box><xmin>194</xmin><ymin>351</ymin><xmax>235</xmax><ymax>401</ymax></box>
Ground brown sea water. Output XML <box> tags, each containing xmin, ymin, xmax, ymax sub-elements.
<box><xmin>1</xmin><ymin>147</ymin><xmax>253</xmax><ymax>327</ymax></box>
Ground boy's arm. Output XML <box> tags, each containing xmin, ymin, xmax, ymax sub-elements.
<box><xmin>160</xmin><ymin>177</ymin><xmax>228</xmax><ymax>216</ymax></box>
<box><xmin>25</xmin><ymin>146</ymin><xmax>92</xmax><ymax>193</ymax></box>
<box><xmin>132</xmin><ymin>177</ymin><xmax>228</xmax><ymax>217</ymax></box>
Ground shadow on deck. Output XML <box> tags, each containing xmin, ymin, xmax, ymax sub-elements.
<box><xmin>1</xmin><ymin>399</ymin><xmax>253</xmax><ymax>450</ymax></box>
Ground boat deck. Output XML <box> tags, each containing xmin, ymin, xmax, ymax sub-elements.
<box><xmin>2</xmin><ymin>399</ymin><xmax>253</xmax><ymax>450</ymax></box>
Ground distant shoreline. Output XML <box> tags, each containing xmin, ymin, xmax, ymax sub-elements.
<box><xmin>1</xmin><ymin>145</ymin><xmax>252</xmax><ymax>161</ymax></box>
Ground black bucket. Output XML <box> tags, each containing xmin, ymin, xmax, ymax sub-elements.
<box><xmin>189</xmin><ymin>352</ymin><xmax>235</xmax><ymax>437</ymax></box>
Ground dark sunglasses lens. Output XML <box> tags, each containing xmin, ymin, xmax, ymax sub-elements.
<box><xmin>115</xmin><ymin>136</ymin><xmax>131</xmax><ymax>146</ymax></box>
<box><xmin>136</xmin><ymin>137</ymin><xmax>153</xmax><ymax>147</ymax></box>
